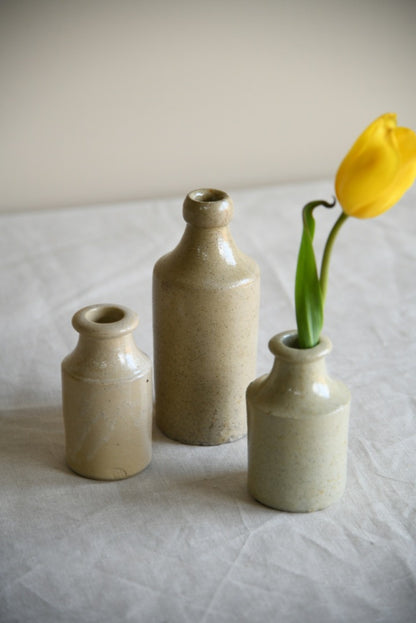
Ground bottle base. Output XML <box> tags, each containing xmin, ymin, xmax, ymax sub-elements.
<box><xmin>66</xmin><ymin>457</ymin><xmax>151</xmax><ymax>481</ymax></box>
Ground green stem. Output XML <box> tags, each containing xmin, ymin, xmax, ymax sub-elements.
<box><xmin>320</xmin><ymin>212</ymin><xmax>349</xmax><ymax>302</ymax></box>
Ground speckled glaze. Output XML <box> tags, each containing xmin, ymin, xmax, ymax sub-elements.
<box><xmin>61</xmin><ymin>304</ymin><xmax>152</xmax><ymax>480</ymax></box>
<box><xmin>153</xmin><ymin>188</ymin><xmax>260</xmax><ymax>445</ymax></box>
<box><xmin>247</xmin><ymin>331</ymin><xmax>350</xmax><ymax>512</ymax></box>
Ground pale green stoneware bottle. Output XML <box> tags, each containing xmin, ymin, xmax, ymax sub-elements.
<box><xmin>247</xmin><ymin>331</ymin><xmax>350</xmax><ymax>512</ymax></box>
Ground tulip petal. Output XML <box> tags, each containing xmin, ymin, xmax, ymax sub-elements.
<box><xmin>395</xmin><ymin>126</ymin><xmax>416</xmax><ymax>191</ymax></box>
<box><xmin>335</xmin><ymin>114</ymin><xmax>400</xmax><ymax>216</ymax></box>
<box><xmin>347</xmin><ymin>125</ymin><xmax>416</xmax><ymax>218</ymax></box>
<box><xmin>342</xmin><ymin>113</ymin><xmax>397</xmax><ymax>161</ymax></box>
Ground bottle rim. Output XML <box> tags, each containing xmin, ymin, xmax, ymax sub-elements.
<box><xmin>72</xmin><ymin>304</ymin><xmax>139</xmax><ymax>338</ymax></box>
<box><xmin>268</xmin><ymin>330</ymin><xmax>332</xmax><ymax>362</ymax></box>
<box><xmin>183</xmin><ymin>188</ymin><xmax>233</xmax><ymax>227</ymax></box>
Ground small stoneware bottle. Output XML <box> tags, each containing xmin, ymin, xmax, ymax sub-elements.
<box><xmin>247</xmin><ymin>331</ymin><xmax>350</xmax><ymax>512</ymax></box>
<box><xmin>61</xmin><ymin>304</ymin><xmax>152</xmax><ymax>480</ymax></box>
<box><xmin>153</xmin><ymin>188</ymin><xmax>260</xmax><ymax>445</ymax></box>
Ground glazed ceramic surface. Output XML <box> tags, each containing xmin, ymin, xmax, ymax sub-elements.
<box><xmin>61</xmin><ymin>304</ymin><xmax>152</xmax><ymax>480</ymax></box>
<box><xmin>153</xmin><ymin>188</ymin><xmax>260</xmax><ymax>445</ymax></box>
<box><xmin>247</xmin><ymin>331</ymin><xmax>350</xmax><ymax>512</ymax></box>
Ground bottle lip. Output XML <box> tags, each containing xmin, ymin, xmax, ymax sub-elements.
<box><xmin>72</xmin><ymin>304</ymin><xmax>139</xmax><ymax>338</ymax></box>
<box><xmin>183</xmin><ymin>188</ymin><xmax>233</xmax><ymax>227</ymax></box>
<box><xmin>268</xmin><ymin>330</ymin><xmax>332</xmax><ymax>361</ymax></box>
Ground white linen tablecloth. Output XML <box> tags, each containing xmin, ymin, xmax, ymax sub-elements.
<box><xmin>1</xmin><ymin>181</ymin><xmax>415</xmax><ymax>623</ymax></box>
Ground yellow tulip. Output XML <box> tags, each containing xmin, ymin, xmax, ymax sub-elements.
<box><xmin>335</xmin><ymin>113</ymin><xmax>416</xmax><ymax>218</ymax></box>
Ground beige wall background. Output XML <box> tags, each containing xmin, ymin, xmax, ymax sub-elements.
<box><xmin>1</xmin><ymin>0</ymin><xmax>415</xmax><ymax>212</ymax></box>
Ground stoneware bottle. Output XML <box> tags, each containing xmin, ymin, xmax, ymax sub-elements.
<box><xmin>61</xmin><ymin>304</ymin><xmax>152</xmax><ymax>480</ymax></box>
<box><xmin>153</xmin><ymin>188</ymin><xmax>260</xmax><ymax>445</ymax></box>
<box><xmin>247</xmin><ymin>331</ymin><xmax>350</xmax><ymax>512</ymax></box>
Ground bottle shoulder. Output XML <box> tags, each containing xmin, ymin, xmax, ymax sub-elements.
<box><xmin>153</xmin><ymin>233</ymin><xmax>260</xmax><ymax>290</ymax></box>
<box><xmin>62</xmin><ymin>340</ymin><xmax>151</xmax><ymax>382</ymax></box>
<box><xmin>247</xmin><ymin>371</ymin><xmax>350</xmax><ymax>417</ymax></box>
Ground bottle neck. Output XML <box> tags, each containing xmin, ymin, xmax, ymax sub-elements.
<box><xmin>183</xmin><ymin>188</ymin><xmax>233</xmax><ymax>228</ymax></box>
<box><xmin>178</xmin><ymin>223</ymin><xmax>239</xmax><ymax>266</ymax></box>
<box><xmin>75</xmin><ymin>332</ymin><xmax>135</xmax><ymax>357</ymax></box>
<box><xmin>268</xmin><ymin>356</ymin><xmax>329</xmax><ymax>396</ymax></box>
<box><xmin>264</xmin><ymin>331</ymin><xmax>332</xmax><ymax>398</ymax></box>
<box><xmin>65</xmin><ymin>332</ymin><xmax>143</xmax><ymax>381</ymax></box>
<box><xmin>66</xmin><ymin>304</ymin><xmax>142</xmax><ymax>380</ymax></box>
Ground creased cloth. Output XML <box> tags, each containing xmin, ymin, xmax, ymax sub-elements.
<box><xmin>1</xmin><ymin>181</ymin><xmax>415</xmax><ymax>623</ymax></box>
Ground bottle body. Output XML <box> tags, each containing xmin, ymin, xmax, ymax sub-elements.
<box><xmin>61</xmin><ymin>304</ymin><xmax>152</xmax><ymax>480</ymax></box>
<box><xmin>247</xmin><ymin>331</ymin><xmax>350</xmax><ymax>512</ymax></box>
<box><xmin>153</xmin><ymin>189</ymin><xmax>260</xmax><ymax>445</ymax></box>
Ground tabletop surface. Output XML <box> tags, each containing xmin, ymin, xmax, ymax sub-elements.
<box><xmin>1</xmin><ymin>180</ymin><xmax>415</xmax><ymax>623</ymax></box>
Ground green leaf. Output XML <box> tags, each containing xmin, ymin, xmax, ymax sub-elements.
<box><xmin>295</xmin><ymin>200</ymin><xmax>335</xmax><ymax>349</ymax></box>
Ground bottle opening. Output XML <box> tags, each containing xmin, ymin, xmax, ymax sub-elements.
<box><xmin>281</xmin><ymin>333</ymin><xmax>301</xmax><ymax>349</ymax></box>
<box><xmin>183</xmin><ymin>188</ymin><xmax>233</xmax><ymax>227</ymax></box>
<box><xmin>269</xmin><ymin>331</ymin><xmax>331</xmax><ymax>360</ymax></box>
<box><xmin>86</xmin><ymin>306</ymin><xmax>125</xmax><ymax>324</ymax></box>
<box><xmin>188</xmin><ymin>189</ymin><xmax>228</xmax><ymax>203</ymax></box>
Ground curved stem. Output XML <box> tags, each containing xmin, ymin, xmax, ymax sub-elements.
<box><xmin>320</xmin><ymin>212</ymin><xmax>349</xmax><ymax>302</ymax></box>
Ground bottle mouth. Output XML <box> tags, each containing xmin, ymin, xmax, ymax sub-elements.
<box><xmin>268</xmin><ymin>330</ymin><xmax>332</xmax><ymax>361</ymax></box>
<box><xmin>85</xmin><ymin>306</ymin><xmax>125</xmax><ymax>324</ymax></box>
<box><xmin>183</xmin><ymin>188</ymin><xmax>233</xmax><ymax>227</ymax></box>
<box><xmin>188</xmin><ymin>189</ymin><xmax>228</xmax><ymax>203</ymax></box>
<box><xmin>72</xmin><ymin>304</ymin><xmax>138</xmax><ymax>337</ymax></box>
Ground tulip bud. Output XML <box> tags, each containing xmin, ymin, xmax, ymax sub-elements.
<box><xmin>335</xmin><ymin>113</ymin><xmax>416</xmax><ymax>218</ymax></box>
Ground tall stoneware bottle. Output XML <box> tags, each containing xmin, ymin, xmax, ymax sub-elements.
<box><xmin>153</xmin><ymin>188</ymin><xmax>260</xmax><ymax>445</ymax></box>
<box><xmin>61</xmin><ymin>304</ymin><xmax>152</xmax><ymax>480</ymax></box>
